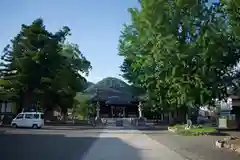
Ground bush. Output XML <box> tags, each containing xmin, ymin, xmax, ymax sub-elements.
<box><xmin>169</xmin><ymin>124</ymin><xmax>217</xmax><ymax>136</ymax></box>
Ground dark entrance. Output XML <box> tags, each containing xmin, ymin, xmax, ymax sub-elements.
<box><xmin>111</xmin><ymin>106</ymin><xmax>125</xmax><ymax>117</ymax></box>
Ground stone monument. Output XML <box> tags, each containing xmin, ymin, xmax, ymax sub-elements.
<box><xmin>185</xmin><ymin>119</ymin><xmax>192</xmax><ymax>130</ymax></box>
<box><xmin>137</xmin><ymin>102</ymin><xmax>146</xmax><ymax>126</ymax></box>
<box><xmin>138</xmin><ymin>102</ymin><xmax>143</xmax><ymax>118</ymax></box>
<box><xmin>95</xmin><ymin>102</ymin><xmax>102</xmax><ymax>125</ymax></box>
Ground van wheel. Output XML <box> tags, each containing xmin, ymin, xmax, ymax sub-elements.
<box><xmin>12</xmin><ymin>123</ymin><xmax>17</xmax><ymax>128</ymax></box>
<box><xmin>32</xmin><ymin>124</ymin><xmax>38</xmax><ymax>129</ymax></box>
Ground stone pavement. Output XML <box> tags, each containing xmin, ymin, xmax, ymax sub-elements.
<box><xmin>82</xmin><ymin>129</ymin><xmax>185</xmax><ymax>160</ymax></box>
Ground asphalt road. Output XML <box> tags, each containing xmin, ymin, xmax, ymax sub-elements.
<box><xmin>147</xmin><ymin>131</ymin><xmax>240</xmax><ymax>160</ymax></box>
<box><xmin>0</xmin><ymin>128</ymin><xmax>101</xmax><ymax>160</ymax></box>
<box><xmin>1</xmin><ymin>126</ymin><xmax>240</xmax><ymax>160</ymax></box>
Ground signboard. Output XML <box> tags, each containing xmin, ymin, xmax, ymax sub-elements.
<box><xmin>218</xmin><ymin>118</ymin><xmax>227</xmax><ymax>128</ymax></box>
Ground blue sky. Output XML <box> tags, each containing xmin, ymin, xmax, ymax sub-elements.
<box><xmin>0</xmin><ymin>0</ymin><xmax>139</xmax><ymax>83</ymax></box>
<box><xmin>0</xmin><ymin>0</ymin><xmax>218</xmax><ymax>84</ymax></box>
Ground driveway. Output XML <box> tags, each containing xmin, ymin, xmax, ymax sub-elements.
<box><xmin>147</xmin><ymin>131</ymin><xmax>240</xmax><ymax>160</ymax></box>
<box><xmin>0</xmin><ymin>128</ymin><xmax>101</xmax><ymax>160</ymax></box>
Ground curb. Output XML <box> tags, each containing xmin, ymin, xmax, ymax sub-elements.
<box><xmin>168</xmin><ymin>127</ymin><xmax>177</xmax><ymax>133</ymax></box>
<box><xmin>168</xmin><ymin>127</ymin><xmax>221</xmax><ymax>136</ymax></box>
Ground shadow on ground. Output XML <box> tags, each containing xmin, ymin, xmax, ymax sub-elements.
<box><xmin>207</xmin><ymin>132</ymin><xmax>230</xmax><ymax>136</ymax></box>
<box><xmin>216</xmin><ymin>129</ymin><xmax>240</xmax><ymax>137</ymax></box>
<box><xmin>43</xmin><ymin>126</ymin><xmax>105</xmax><ymax>130</ymax></box>
<box><xmin>0</xmin><ymin>131</ymin><xmax>142</xmax><ymax>160</ymax></box>
<box><xmin>217</xmin><ymin>128</ymin><xmax>240</xmax><ymax>132</ymax></box>
<box><xmin>43</xmin><ymin>125</ymin><xmax>167</xmax><ymax>131</ymax></box>
<box><xmin>0</xmin><ymin>132</ymin><xmax>97</xmax><ymax>160</ymax></box>
<box><xmin>0</xmin><ymin>125</ymin><xmax>104</xmax><ymax>131</ymax></box>
<box><xmin>0</xmin><ymin>124</ymin><xmax>167</xmax><ymax>132</ymax></box>
<box><xmin>137</xmin><ymin>125</ymin><xmax>168</xmax><ymax>131</ymax></box>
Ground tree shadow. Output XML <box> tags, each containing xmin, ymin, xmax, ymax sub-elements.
<box><xmin>207</xmin><ymin>132</ymin><xmax>230</xmax><ymax>136</ymax></box>
<box><xmin>102</xmin><ymin>123</ymin><xmax>168</xmax><ymax>131</ymax></box>
<box><xmin>217</xmin><ymin>128</ymin><xmax>240</xmax><ymax>132</ymax></box>
<box><xmin>216</xmin><ymin>128</ymin><xmax>240</xmax><ymax>137</ymax></box>
<box><xmin>1</xmin><ymin>125</ymin><xmax>103</xmax><ymax>131</ymax></box>
<box><xmin>44</xmin><ymin>121</ymin><xmax>91</xmax><ymax>126</ymax></box>
<box><xmin>137</xmin><ymin>125</ymin><xmax>168</xmax><ymax>131</ymax></box>
<box><xmin>42</xmin><ymin>126</ymin><xmax>104</xmax><ymax>130</ymax></box>
<box><xmin>0</xmin><ymin>130</ymin><xmax>142</xmax><ymax>160</ymax></box>
<box><xmin>0</xmin><ymin>124</ymin><xmax>167</xmax><ymax>131</ymax></box>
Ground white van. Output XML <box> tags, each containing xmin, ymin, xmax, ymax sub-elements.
<box><xmin>11</xmin><ymin>112</ymin><xmax>44</xmax><ymax>129</ymax></box>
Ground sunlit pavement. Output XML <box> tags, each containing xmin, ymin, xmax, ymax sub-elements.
<box><xmin>82</xmin><ymin>129</ymin><xmax>186</xmax><ymax>160</ymax></box>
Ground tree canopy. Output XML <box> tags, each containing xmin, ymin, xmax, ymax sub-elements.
<box><xmin>0</xmin><ymin>18</ymin><xmax>91</xmax><ymax>113</ymax></box>
<box><xmin>119</xmin><ymin>0</ymin><xmax>240</xmax><ymax>112</ymax></box>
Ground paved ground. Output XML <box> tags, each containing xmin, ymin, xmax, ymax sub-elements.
<box><xmin>0</xmin><ymin>128</ymin><xmax>101</xmax><ymax>160</ymax></box>
<box><xmin>1</xmin><ymin>125</ymin><xmax>240</xmax><ymax>160</ymax></box>
<box><xmin>147</xmin><ymin>130</ymin><xmax>240</xmax><ymax>160</ymax></box>
<box><xmin>82</xmin><ymin>129</ymin><xmax>185</xmax><ymax>160</ymax></box>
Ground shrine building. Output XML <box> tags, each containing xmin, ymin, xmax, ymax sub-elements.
<box><xmin>86</xmin><ymin>88</ymin><xmax>143</xmax><ymax>118</ymax></box>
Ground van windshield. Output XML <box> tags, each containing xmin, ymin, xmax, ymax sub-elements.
<box><xmin>16</xmin><ymin>114</ymin><xmax>24</xmax><ymax>119</ymax></box>
<box><xmin>33</xmin><ymin>114</ymin><xmax>39</xmax><ymax>119</ymax></box>
<box><xmin>41</xmin><ymin>114</ymin><xmax>44</xmax><ymax>119</ymax></box>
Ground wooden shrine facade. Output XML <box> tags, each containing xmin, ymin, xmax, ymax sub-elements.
<box><xmin>88</xmin><ymin>88</ymin><xmax>142</xmax><ymax>118</ymax></box>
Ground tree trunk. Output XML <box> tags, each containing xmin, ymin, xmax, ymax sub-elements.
<box><xmin>22</xmin><ymin>90</ymin><xmax>34</xmax><ymax>111</ymax></box>
<box><xmin>176</xmin><ymin>107</ymin><xmax>187</xmax><ymax>123</ymax></box>
<box><xmin>61</xmin><ymin>107</ymin><xmax>68</xmax><ymax>122</ymax></box>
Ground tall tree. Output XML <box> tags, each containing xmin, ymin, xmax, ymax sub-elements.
<box><xmin>0</xmin><ymin>18</ymin><xmax>91</xmax><ymax>113</ymax></box>
<box><xmin>119</xmin><ymin>0</ymin><xmax>240</xmax><ymax>112</ymax></box>
<box><xmin>221</xmin><ymin>0</ymin><xmax>240</xmax><ymax>93</ymax></box>
<box><xmin>51</xmin><ymin>43</ymin><xmax>91</xmax><ymax>114</ymax></box>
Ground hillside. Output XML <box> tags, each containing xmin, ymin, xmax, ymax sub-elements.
<box><xmin>85</xmin><ymin>77</ymin><xmax>132</xmax><ymax>94</ymax></box>
<box><xmin>86</xmin><ymin>81</ymin><xmax>94</xmax><ymax>88</ymax></box>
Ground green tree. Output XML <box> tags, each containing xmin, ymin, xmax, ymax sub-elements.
<box><xmin>119</xmin><ymin>0</ymin><xmax>240</xmax><ymax>112</ymax></box>
<box><xmin>0</xmin><ymin>18</ymin><xmax>91</xmax><ymax>114</ymax></box>
<box><xmin>73</xmin><ymin>93</ymin><xmax>93</xmax><ymax>119</ymax></box>
<box><xmin>52</xmin><ymin>42</ymin><xmax>91</xmax><ymax>115</ymax></box>
<box><xmin>221</xmin><ymin>0</ymin><xmax>240</xmax><ymax>92</ymax></box>
<box><xmin>0</xmin><ymin>18</ymin><xmax>64</xmax><ymax>109</ymax></box>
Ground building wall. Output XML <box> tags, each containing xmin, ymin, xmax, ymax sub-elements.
<box><xmin>231</xmin><ymin>97</ymin><xmax>240</xmax><ymax>128</ymax></box>
<box><xmin>0</xmin><ymin>101</ymin><xmax>15</xmax><ymax>113</ymax></box>
<box><xmin>99</xmin><ymin>104</ymin><xmax>138</xmax><ymax>118</ymax></box>
<box><xmin>232</xmin><ymin>99</ymin><xmax>240</xmax><ymax>107</ymax></box>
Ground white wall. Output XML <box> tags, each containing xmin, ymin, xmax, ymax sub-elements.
<box><xmin>1</xmin><ymin>103</ymin><xmax>5</xmax><ymax>112</ymax></box>
<box><xmin>0</xmin><ymin>102</ymin><xmax>13</xmax><ymax>113</ymax></box>
<box><xmin>199</xmin><ymin>98</ymin><xmax>232</xmax><ymax>117</ymax></box>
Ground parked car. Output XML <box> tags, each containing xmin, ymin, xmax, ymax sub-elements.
<box><xmin>197</xmin><ymin>116</ymin><xmax>210</xmax><ymax>124</ymax></box>
<box><xmin>11</xmin><ymin>112</ymin><xmax>44</xmax><ymax>129</ymax></box>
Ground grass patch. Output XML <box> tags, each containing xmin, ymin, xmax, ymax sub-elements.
<box><xmin>169</xmin><ymin>124</ymin><xmax>217</xmax><ymax>136</ymax></box>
